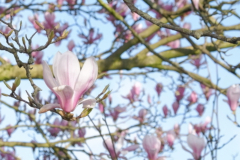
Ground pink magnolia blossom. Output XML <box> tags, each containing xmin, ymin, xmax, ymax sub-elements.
<box><xmin>57</xmin><ymin>0</ymin><xmax>64</xmax><ymax>6</ymax></box>
<box><xmin>0</xmin><ymin>149</ymin><xmax>16</xmax><ymax>160</ymax></box>
<box><xmin>39</xmin><ymin>51</ymin><xmax>98</xmax><ymax>113</ymax></box>
<box><xmin>67</xmin><ymin>40</ymin><xmax>75</xmax><ymax>51</ymax></box>
<box><xmin>132</xmin><ymin>12</ymin><xmax>140</xmax><ymax>21</ymax></box>
<box><xmin>61</xmin><ymin>119</ymin><xmax>68</xmax><ymax>127</ymax></box>
<box><xmin>162</xmin><ymin>105</ymin><xmax>169</xmax><ymax>117</ymax></box>
<box><xmin>155</xmin><ymin>83</ymin><xmax>163</xmax><ymax>97</ymax></box>
<box><xmin>166</xmin><ymin>130</ymin><xmax>176</xmax><ymax>147</ymax></box>
<box><xmin>66</xmin><ymin>0</ymin><xmax>76</xmax><ymax>9</ymax></box>
<box><xmin>103</xmin><ymin>132</ymin><xmax>139</xmax><ymax>159</ymax></box>
<box><xmin>78</xmin><ymin>128</ymin><xmax>86</xmax><ymax>137</ymax></box>
<box><xmin>187</xmin><ymin>91</ymin><xmax>198</xmax><ymax>104</ymax></box>
<box><xmin>133</xmin><ymin>109</ymin><xmax>148</xmax><ymax>123</ymax></box>
<box><xmin>190</xmin><ymin>55</ymin><xmax>205</xmax><ymax>69</ymax></box>
<box><xmin>116</xmin><ymin>3</ymin><xmax>128</xmax><ymax>17</ymax></box>
<box><xmin>183</xmin><ymin>22</ymin><xmax>191</xmax><ymax>29</ymax></box>
<box><xmin>28</xmin><ymin>14</ymin><xmax>42</xmax><ymax>32</ymax></box>
<box><xmin>174</xmin><ymin>123</ymin><xmax>180</xmax><ymax>135</ymax></box>
<box><xmin>133</xmin><ymin>23</ymin><xmax>143</xmax><ymax>34</ymax></box>
<box><xmin>200</xmin><ymin>84</ymin><xmax>212</xmax><ymax>101</ymax></box>
<box><xmin>143</xmin><ymin>134</ymin><xmax>161</xmax><ymax>160</ymax></box>
<box><xmin>167</xmin><ymin>39</ymin><xmax>180</xmax><ymax>48</ymax></box>
<box><xmin>226</xmin><ymin>84</ymin><xmax>240</xmax><ymax>111</ymax></box>
<box><xmin>172</xmin><ymin>101</ymin><xmax>179</xmax><ymax>115</ymax></box>
<box><xmin>193</xmin><ymin>117</ymin><xmax>211</xmax><ymax>135</ymax></box>
<box><xmin>196</xmin><ymin>104</ymin><xmax>204</xmax><ymax>116</ymax></box>
<box><xmin>109</xmin><ymin>106</ymin><xmax>126</xmax><ymax>121</ymax></box>
<box><xmin>48</xmin><ymin>118</ymin><xmax>61</xmax><ymax>137</ymax></box>
<box><xmin>175</xmin><ymin>0</ymin><xmax>188</xmax><ymax>9</ymax></box>
<box><xmin>43</xmin><ymin>12</ymin><xmax>57</xmax><ymax>29</ymax></box>
<box><xmin>147</xmin><ymin>94</ymin><xmax>152</xmax><ymax>104</ymax></box>
<box><xmin>187</xmin><ymin>134</ymin><xmax>205</xmax><ymax>160</ymax></box>
<box><xmin>73</xmin><ymin>128</ymin><xmax>86</xmax><ymax>146</ymax></box>
<box><xmin>175</xmin><ymin>86</ymin><xmax>185</xmax><ymax>102</ymax></box>
<box><xmin>79</xmin><ymin>28</ymin><xmax>102</xmax><ymax>44</ymax></box>
<box><xmin>192</xmin><ymin>0</ymin><xmax>199</xmax><ymax>10</ymax></box>
<box><xmin>98</xmin><ymin>103</ymin><xmax>104</xmax><ymax>113</ymax></box>
<box><xmin>132</xmin><ymin>82</ymin><xmax>141</xmax><ymax>96</ymax></box>
<box><xmin>32</xmin><ymin>45</ymin><xmax>44</xmax><ymax>64</ymax></box>
<box><xmin>0</xmin><ymin>26</ymin><xmax>11</xmax><ymax>35</ymax></box>
<box><xmin>123</xmin><ymin>82</ymin><xmax>141</xmax><ymax>102</ymax></box>
<box><xmin>108</xmin><ymin>94</ymin><xmax>112</xmax><ymax>104</ymax></box>
<box><xmin>6</xmin><ymin>125</ymin><xmax>14</xmax><ymax>137</ymax></box>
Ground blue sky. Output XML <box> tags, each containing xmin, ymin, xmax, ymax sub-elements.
<box><xmin>0</xmin><ymin>0</ymin><xmax>240</xmax><ymax>159</ymax></box>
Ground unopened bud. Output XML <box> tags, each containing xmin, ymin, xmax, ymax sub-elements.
<box><xmin>12</xmin><ymin>83</ymin><xmax>16</xmax><ymax>92</ymax></box>
<box><xmin>22</xmin><ymin>37</ymin><xmax>26</xmax><ymax>46</ymax></box>
<box><xmin>28</xmin><ymin>96</ymin><xmax>33</xmax><ymax>105</ymax></box>
<box><xmin>80</xmin><ymin>108</ymin><xmax>93</xmax><ymax>118</ymax></box>
<box><xmin>2</xmin><ymin>93</ymin><xmax>9</xmax><ymax>97</ymax></box>
<box><xmin>6</xmin><ymin>30</ymin><xmax>13</xmax><ymax>37</ymax></box>
<box><xmin>13</xmin><ymin>7</ymin><xmax>23</xmax><ymax>15</ymax></box>
<box><xmin>101</xmin><ymin>90</ymin><xmax>111</xmax><ymax>100</ymax></box>
<box><xmin>48</xmin><ymin>30</ymin><xmax>55</xmax><ymax>44</ymax></box>
<box><xmin>61</xmin><ymin>30</ymin><xmax>69</xmax><ymax>39</ymax></box>
<box><xmin>3</xmin><ymin>80</ymin><xmax>12</xmax><ymax>90</ymax></box>
<box><xmin>102</xmin><ymin>84</ymin><xmax>109</xmax><ymax>94</ymax></box>
<box><xmin>14</xmin><ymin>77</ymin><xmax>21</xmax><ymax>87</ymax></box>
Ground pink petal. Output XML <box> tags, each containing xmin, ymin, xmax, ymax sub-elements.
<box><xmin>39</xmin><ymin>103</ymin><xmax>61</xmax><ymax>113</ymax></box>
<box><xmin>52</xmin><ymin>51</ymin><xmax>62</xmax><ymax>84</ymax></box>
<box><xmin>56</xmin><ymin>51</ymin><xmax>80</xmax><ymax>89</ymax></box>
<box><xmin>74</xmin><ymin>57</ymin><xmax>98</xmax><ymax>98</ymax></box>
<box><xmin>53</xmin><ymin>85</ymin><xmax>75</xmax><ymax>112</ymax></box>
<box><xmin>79</xmin><ymin>98</ymin><xmax>96</xmax><ymax>108</ymax></box>
<box><xmin>187</xmin><ymin>134</ymin><xmax>205</xmax><ymax>159</ymax></box>
<box><xmin>42</xmin><ymin>61</ymin><xmax>58</xmax><ymax>92</ymax></box>
<box><xmin>122</xmin><ymin>144</ymin><xmax>139</xmax><ymax>152</ymax></box>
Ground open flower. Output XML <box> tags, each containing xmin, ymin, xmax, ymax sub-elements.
<box><xmin>143</xmin><ymin>134</ymin><xmax>161</xmax><ymax>160</ymax></box>
<box><xmin>39</xmin><ymin>51</ymin><xmax>98</xmax><ymax>113</ymax></box>
<box><xmin>187</xmin><ymin>134</ymin><xmax>205</xmax><ymax>160</ymax></box>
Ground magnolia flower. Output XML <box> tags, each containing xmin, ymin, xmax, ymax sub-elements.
<box><xmin>143</xmin><ymin>134</ymin><xmax>161</xmax><ymax>160</ymax></box>
<box><xmin>109</xmin><ymin>106</ymin><xmax>126</xmax><ymax>121</ymax></box>
<box><xmin>103</xmin><ymin>131</ymin><xmax>139</xmax><ymax>159</ymax></box>
<box><xmin>183</xmin><ymin>22</ymin><xmax>191</xmax><ymax>29</ymax></box>
<box><xmin>226</xmin><ymin>84</ymin><xmax>240</xmax><ymax>111</ymax></box>
<box><xmin>155</xmin><ymin>83</ymin><xmax>163</xmax><ymax>97</ymax></box>
<box><xmin>48</xmin><ymin>118</ymin><xmax>61</xmax><ymax>137</ymax></box>
<box><xmin>133</xmin><ymin>109</ymin><xmax>148</xmax><ymax>123</ymax></box>
<box><xmin>193</xmin><ymin>117</ymin><xmax>211</xmax><ymax>135</ymax></box>
<box><xmin>6</xmin><ymin>125</ymin><xmax>14</xmax><ymax>137</ymax></box>
<box><xmin>187</xmin><ymin>134</ymin><xmax>205</xmax><ymax>160</ymax></box>
<box><xmin>196</xmin><ymin>104</ymin><xmax>204</xmax><ymax>116</ymax></box>
<box><xmin>132</xmin><ymin>82</ymin><xmax>141</xmax><ymax>96</ymax></box>
<box><xmin>175</xmin><ymin>86</ymin><xmax>185</xmax><ymax>102</ymax></box>
<box><xmin>67</xmin><ymin>40</ymin><xmax>75</xmax><ymax>51</ymax></box>
<box><xmin>200</xmin><ymin>84</ymin><xmax>212</xmax><ymax>101</ymax></box>
<box><xmin>162</xmin><ymin>105</ymin><xmax>169</xmax><ymax>117</ymax></box>
<box><xmin>192</xmin><ymin>0</ymin><xmax>199</xmax><ymax>10</ymax></box>
<box><xmin>187</xmin><ymin>91</ymin><xmax>198</xmax><ymax>104</ymax></box>
<box><xmin>39</xmin><ymin>51</ymin><xmax>98</xmax><ymax>113</ymax></box>
<box><xmin>166</xmin><ymin>130</ymin><xmax>176</xmax><ymax>147</ymax></box>
<box><xmin>172</xmin><ymin>101</ymin><xmax>179</xmax><ymax>115</ymax></box>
